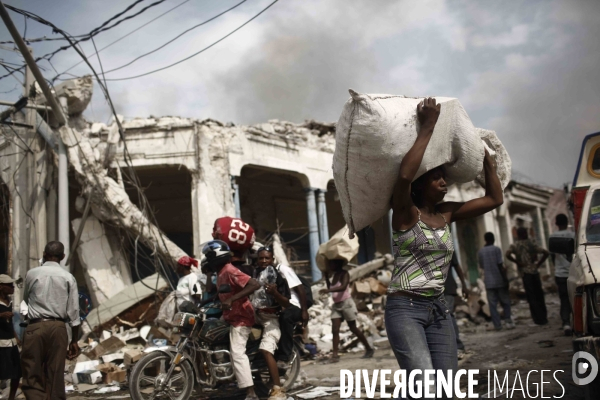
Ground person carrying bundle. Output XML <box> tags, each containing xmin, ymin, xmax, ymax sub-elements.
<box><xmin>319</xmin><ymin>258</ymin><xmax>374</xmax><ymax>363</ymax></box>
<box><xmin>386</xmin><ymin>98</ymin><xmax>503</xmax><ymax>399</ymax></box>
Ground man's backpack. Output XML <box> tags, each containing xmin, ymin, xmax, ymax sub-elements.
<box><xmin>298</xmin><ymin>275</ymin><xmax>314</xmax><ymax>309</ymax></box>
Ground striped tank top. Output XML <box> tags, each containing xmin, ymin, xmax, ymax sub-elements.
<box><xmin>387</xmin><ymin>209</ymin><xmax>454</xmax><ymax>298</ymax></box>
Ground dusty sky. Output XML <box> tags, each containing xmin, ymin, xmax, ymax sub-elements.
<box><xmin>1</xmin><ymin>0</ymin><xmax>599</xmax><ymax>188</ymax></box>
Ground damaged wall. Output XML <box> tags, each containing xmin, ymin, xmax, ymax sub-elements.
<box><xmin>72</xmin><ymin>215</ymin><xmax>132</xmax><ymax>306</ymax></box>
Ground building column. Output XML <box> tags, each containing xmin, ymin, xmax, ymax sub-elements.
<box><xmin>483</xmin><ymin>210</ymin><xmax>502</xmax><ymax>249</ymax></box>
<box><xmin>191</xmin><ymin>174</ymin><xmax>202</xmax><ymax>256</ymax></box>
<box><xmin>231</xmin><ymin>176</ymin><xmax>241</xmax><ymax>219</ymax></box>
<box><xmin>535</xmin><ymin>206</ymin><xmax>550</xmax><ymax>275</ymax></box>
<box><xmin>316</xmin><ymin>190</ymin><xmax>329</xmax><ymax>244</ymax></box>
<box><xmin>305</xmin><ymin>188</ymin><xmax>322</xmax><ymax>281</ymax></box>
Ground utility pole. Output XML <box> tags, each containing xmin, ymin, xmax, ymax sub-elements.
<box><xmin>0</xmin><ymin>2</ymin><xmax>69</xmax><ymax>268</ymax></box>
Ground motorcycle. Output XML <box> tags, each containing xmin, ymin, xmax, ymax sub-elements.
<box><xmin>129</xmin><ymin>287</ymin><xmax>302</xmax><ymax>400</ymax></box>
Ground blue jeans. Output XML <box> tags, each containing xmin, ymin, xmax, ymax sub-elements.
<box><xmin>486</xmin><ymin>287</ymin><xmax>512</xmax><ymax>329</ymax></box>
<box><xmin>444</xmin><ymin>294</ymin><xmax>465</xmax><ymax>350</ymax></box>
<box><xmin>385</xmin><ymin>294</ymin><xmax>457</xmax><ymax>400</ymax></box>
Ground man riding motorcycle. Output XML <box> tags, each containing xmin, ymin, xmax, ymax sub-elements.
<box><xmin>202</xmin><ymin>240</ymin><xmax>261</xmax><ymax>400</ymax></box>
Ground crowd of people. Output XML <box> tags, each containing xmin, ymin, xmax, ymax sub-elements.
<box><xmin>0</xmin><ymin>99</ymin><xmax>577</xmax><ymax>400</ymax></box>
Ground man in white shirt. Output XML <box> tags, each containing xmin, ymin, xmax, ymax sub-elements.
<box><xmin>549</xmin><ymin>214</ymin><xmax>575</xmax><ymax>336</ymax></box>
<box><xmin>21</xmin><ymin>241</ymin><xmax>80</xmax><ymax>400</ymax></box>
<box><xmin>175</xmin><ymin>256</ymin><xmax>203</xmax><ymax>308</ymax></box>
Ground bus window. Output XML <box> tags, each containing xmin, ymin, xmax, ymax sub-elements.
<box><xmin>588</xmin><ymin>144</ymin><xmax>600</xmax><ymax>177</ymax></box>
<box><xmin>586</xmin><ymin>190</ymin><xmax>600</xmax><ymax>242</ymax></box>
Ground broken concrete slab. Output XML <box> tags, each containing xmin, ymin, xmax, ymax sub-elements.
<box><xmin>76</xmin><ymin>369</ymin><xmax>103</xmax><ymax>384</ymax></box>
<box><xmin>84</xmin><ymin>337</ymin><xmax>125</xmax><ymax>360</ymax></box>
<box><xmin>72</xmin><ymin>216</ymin><xmax>132</xmax><ymax>306</ymax></box>
<box><xmin>83</xmin><ymin>273</ymin><xmax>168</xmax><ymax>332</ymax></box>
<box><xmin>348</xmin><ymin>254</ymin><xmax>393</xmax><ymax>282</ymax></box>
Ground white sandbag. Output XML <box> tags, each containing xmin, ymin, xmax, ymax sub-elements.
<box><xmin>154</xmin><ymin>292</ymin><xmax>177</xmax><ymax>328</ymax></box>
<box><xmin>333</xmin><ymin>89</ymin><xmax>509</xmax><ymax>237</ymax></box>
<box><xmin>316</xmin><ymin>225</ymin><xmax>359</xmax><ymax>272</ymax></box>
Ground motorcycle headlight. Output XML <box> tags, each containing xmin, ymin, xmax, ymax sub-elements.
<box><xmin>172</xmin><ymin>312</ymin><xmax>197</xmax><ymax>331</ymax></box>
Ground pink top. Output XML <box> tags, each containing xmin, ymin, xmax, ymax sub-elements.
<box><xmin>331</xmin><ymin>281</ymin><xmax>351</xmax><ymax>303</ymax></box>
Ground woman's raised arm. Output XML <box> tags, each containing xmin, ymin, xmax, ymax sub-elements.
<box><xmin>391</xmin><ymin>98</ymin><xmax>441</xmax><ymax>230</ymax></box>
<box><xmin>439</xmin><ymin>150</ymin><xmax>504</xmax><ymax>222</ymax></box>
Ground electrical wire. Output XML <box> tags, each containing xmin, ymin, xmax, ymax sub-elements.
<box><xmin>0</xmin><ymin>84</ymin><xmax>19</xmax><ymax>94</ymax></box>
<box><xmin>105</xmin><ymin>0</ymin><xmax>280</xmax><ymax>81</ymax></box>
<box><xmin>54</xmin><ymin>0</ymin><xmax>191</xmax><ymax>81</ymax></box>
<box><xmin>6</xmin><ymin>1</ymin><xmax>166</xmax><ymax>65</ymax></box>
<box><xmin>103</xmin><ymin>0</ymin><xmax>248</xmax><ymax>74</ymax></box>
<box><xmin>1</xmin><ymin>1</ymin><xmax>166</xmax><ymax>81</ymax></box>
<box><xmin>88</xmin><ymin>0</ymin><xmax>146</xmax><ymax>37</ymax></box>
<box><xmin>2</xmin><ymin>4</ymin><xmax>213</xmax><ymax>292</ymax></box>
<box><xmin>0</xmin><ymin>64</ymin><xmax>23</xmax><ymax>85</ymax></box>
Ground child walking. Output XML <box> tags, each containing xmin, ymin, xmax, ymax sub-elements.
<box><xmin>320</xmin><ymin>259</ymin><xmax>373</xmax><ymax>363</ymax></box>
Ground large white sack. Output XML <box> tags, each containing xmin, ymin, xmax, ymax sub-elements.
<box><xmin>333</xmin><ymin>90</ymin><xmax>510</xmax><ymax>238</ymax></box>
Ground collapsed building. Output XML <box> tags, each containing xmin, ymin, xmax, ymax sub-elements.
<box><xmin>0</xmin><ymin>77</ymin><xmax>567</xmax><ymax>330</ymax></box>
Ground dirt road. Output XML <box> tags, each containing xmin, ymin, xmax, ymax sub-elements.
<box><xmin>62</xmin><ymin>292</ymin><xmax>587</xmax><ymax>399</ymax></box>
<box><xmin>295</xmin><ymin>292</ymin><xmax>586</xmax><ymax>399</ymax></box>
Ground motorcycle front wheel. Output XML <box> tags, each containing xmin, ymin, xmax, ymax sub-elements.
<box><xmin>130</xmin><ymin>351</ymin><xmax>194</xmax><ymax>400</ymax></box>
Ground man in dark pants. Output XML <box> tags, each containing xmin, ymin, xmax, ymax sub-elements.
<box><xmin>549</xmin><ymin>214</ymin><xmax>574</xmax><ymax>336</ymax></box>
<box><xmin>479</xmin><ymin>232</ymin><xmax>515</xmax><ymax>330</ymax></box>
<box><xmin>444</xmin><ymin>253</ymin><xmax>468</xmax><ymax>353</ymax></box>
<box><xmin>506</xmin><ymin>228</ymin><xmax>550</xmax><ymax>325</ymax></box>
<box><xmin>21</xmin><ymin>241</ymin><xmax>80</xmax><ymax>400</ymax></box>
<box><xmin>275</xmin><ymin>263</ymin><xmax>309</xmax><ymax>368</ymax></box>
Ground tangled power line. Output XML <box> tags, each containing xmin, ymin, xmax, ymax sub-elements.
<box><xmin>0</xmin><ymin>0</ymin><xmax>280</xmax><ymax>291</ymax></box>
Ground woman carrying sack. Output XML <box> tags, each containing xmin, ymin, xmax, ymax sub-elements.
<box><xmin>387</xmin><ymin>97</ymin><xmax>503</xmax><ymax>399</ymax></box>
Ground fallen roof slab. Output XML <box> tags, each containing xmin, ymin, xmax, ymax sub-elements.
<box><xmin>84</xmin><ymin>273</ymin><xmax>168</xmax><ymax>331</ymax></box>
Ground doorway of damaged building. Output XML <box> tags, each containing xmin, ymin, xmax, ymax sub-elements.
<box><xmin>123</xmin><ymin>165</ymin><xmax>193</xmax><ymax>286</ymax></box>
<box><xmin>238</xmin><ymin>166</ymin><xmax>393</xmax><ymax>279</ymax></box>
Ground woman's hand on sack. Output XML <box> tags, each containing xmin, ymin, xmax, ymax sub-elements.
<box><xmin>319</xmin><ymin>288</ymin><xmax>329</xmax><ymax>295</ymax></box>
<box><xmin>483</xmin><ymin>149</ymin><xmax>497</xmax><ymax>171</ymax></box>
<box><xmin>417</xmin><ymin>97</ymin><xmax>441</xmax><ymax>131</ymax></box>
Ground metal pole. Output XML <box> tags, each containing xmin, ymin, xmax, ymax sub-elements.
<box><xmin>0</xmin><ymin>2</ymin><xmax>67</xmax><ymax>126</ymax></box>
<box><xmin>0</xmin><ymin>100</ymin><xmax>50</xmax><ymax>111</ymax></box>
<box><xmin>305</xmin><ymin>188</ymin><xmax>321</xmax><ymax>281</ymax></box>
<box><xmin>66</xmin><ymin>194</ymin><xmax>92</xmax><ymax>266</ymax></box>
<box><xmin>24</xmin><ymin>48</ymin><xmax>34</xmax><ymax>272</ymax></box>
<box><xmin>0</xmin><ymin>2</ymin><xmax>70</xmax><ymax>268</ymax></box>
<box><xmin>58</xmin><ymin>97</ymin><xmax>69</xmax><ymax>269</ymax></box>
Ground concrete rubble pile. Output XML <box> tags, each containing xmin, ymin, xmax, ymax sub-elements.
<box><xmin>64</xmin><ymin>322</ymin><xmax>178</xmax><ymax>394</ymax></box>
